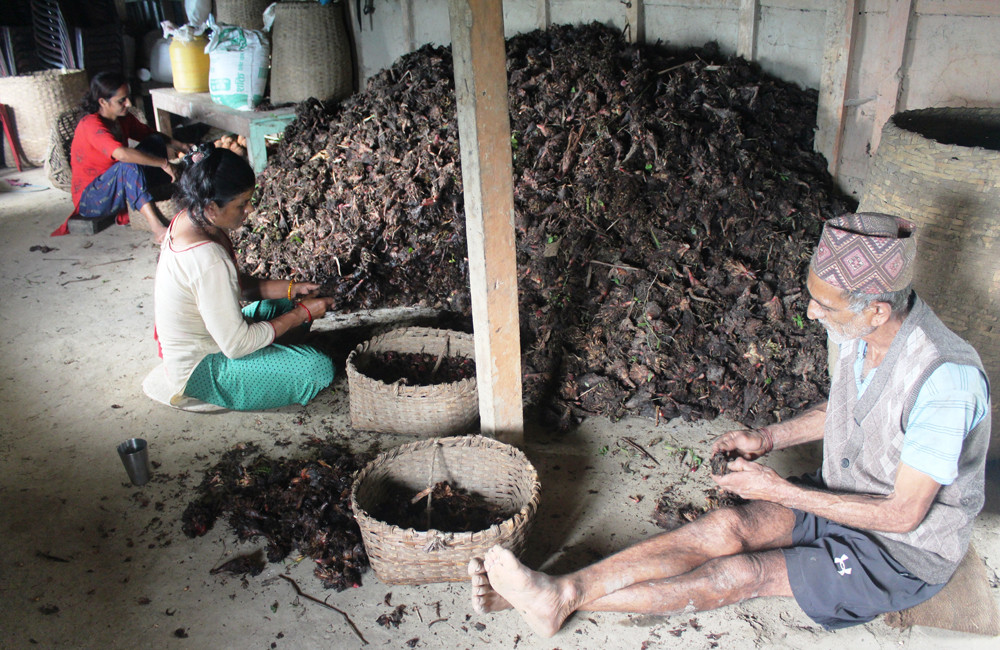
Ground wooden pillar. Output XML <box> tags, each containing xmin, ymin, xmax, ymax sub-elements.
<box><xmin>816</xmin><ymin>0</ymin><xmax>858</xmax><ymax>177</ymax></box>
<box><xmin>448</xmin><ymin>0</ymin><xmax>524</xmax><ymax>445</ymax></box>
<box><xmin>402</xmin><ymin>0</ymin><xmax>415</xmax><ymax>53</ymax></box>
<box><xmin>536</xmin><ymin>0</ymin><xmax>551</xmax><ymax>31</ymax></box>
<box><xmin>870</xmin><ymin>0</ymin><xmax>914</xmax><ymax>153</ymax></box>
<box><xmin>737</xmin><ymin>0</ymin><xmax>759</xmax><ymax>61</ymax></box>
<box><xmin>626</xmin><ymin>0</ymin><xmax>644</xmax><ymax>44</ymax></box>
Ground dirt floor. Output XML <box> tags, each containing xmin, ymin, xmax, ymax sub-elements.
<box><xmin>1</xmin><ymin>166</ymin><xmax>998</xmax><ymax>649</ymax></box>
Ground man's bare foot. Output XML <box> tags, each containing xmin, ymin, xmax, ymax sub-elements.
<box><xmin>468</xmin><ymin>557</ymin><xmax>511</xmax><ymax>614</ymax></box>
<box><xmin>482</xmin><ymin>545</ymin><xmax>578</xmax><ymax>638</ymax></box>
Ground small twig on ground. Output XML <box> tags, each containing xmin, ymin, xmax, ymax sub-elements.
<box><xmin>89</xmin><ymin>257</ymin><xmax>134</xmax><ymax>267</ymax></box>
<box><xmin>278</xmin><ymin>575</ymin><xmax>367</xmax><ymax>645</ymax></box>
<box><xmin>577</xmin><ymin>382</ymin><xmax>603</xmax><ymax>399</ymax></box>
<box><xmin>36</xmin><ymin>550</ymin><xmax>70</xmax><ymax>563</ymax></box>
<box><xmin>60</xmin><ymin>274</ymin><xmax>100</xmax><ymax>286</ymax></box>
<box><xmin>619</xmin><ymin>437</ymin><xmax>660</xmax><ymax>466</ymax></box>
<box><xmin>428</xmin><ymin>618</ymin><xmax>448</xmax><ymax>627</ymax></box>
<box><xmin>588</xmin><ymin>260</ymin><xmax>642</xmax><ymax>273</ymax></box>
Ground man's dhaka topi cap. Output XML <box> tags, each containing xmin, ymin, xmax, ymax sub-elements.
<box><xmin>810</xmin><ymin>212</ymin><xmax>916</xmax><ymax>294</ymax></box>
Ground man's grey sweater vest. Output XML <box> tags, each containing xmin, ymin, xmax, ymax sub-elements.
<box><xmin>823</xmin><ymin>296</ymin><xmax>990</xmax><ymax>584</ymax></box>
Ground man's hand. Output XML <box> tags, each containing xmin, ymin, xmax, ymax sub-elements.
<box><xmin>712</xmin><ymin>428</ymin><xmax>773</xmax><ymax>460</ymax></box>
<box><xmin>712</xmin><ymin>457</ymin><xmax>788</xmax><ymax>501</ymax></box>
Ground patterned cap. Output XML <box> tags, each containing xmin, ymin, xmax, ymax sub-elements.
<box><xmin>810</xmin><ymin>212</ymin><xmax>916</xmax><ymax>294</ymax></box>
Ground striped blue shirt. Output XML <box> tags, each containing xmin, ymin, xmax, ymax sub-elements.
<box><xmin>854</xmin><ymin>342</ymin><xmax>989</xmax><ymax>485</ymax></box>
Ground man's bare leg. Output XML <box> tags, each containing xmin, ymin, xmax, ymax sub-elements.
<box><xmin>472</xmin><ymin>502</ymin><xmax>795</xmax><ymax>637</ymax></box>
<box><xmin>139</xmin><ymin>202</ymin><xmax>167</xmax><ymax>243</ymax></box>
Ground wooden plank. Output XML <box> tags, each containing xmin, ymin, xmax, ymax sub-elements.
<box><xmin>402</xmin><ymin>0</ymin><xmax>415</xmax><ymax>52</ymax></box>
<box><xmin>149</xmin><ymin>88</ymin><xmax>296</xmax><ymax>173</ymax></box>
<box><xmin>536</xmin><ymin>0</ymin><xmax>551</xmax><ymax>30</ymax></box>
<box><xmin>448</xmin><ymin>0</ymin><xmax>524</xmax><ymax>444</ymax></box>
<box><xmin>737</xmin><ymin>0</ymin><xmax>759</xmax><ymax>60</ymax></box>
<box><xmin>915</xmin><ymin>0</ymin><xmax>999</xmax><ymax>16</ymax></box>
<box><xmin>815</xmin><ymin>0</ymin><xmax>857</xmax><ymax>177</ymax></box>
<box><xmin>870</xmin><ymin>0</ymin><xmax>913</xmax><ymax>153</ymax></box>
<box><xmin>626</xmin><ymin>0</ymin><xmax>645</xmax><ymax>44</ymax></box>
<box><xmin>645</xmin><ymin>0</ymin><xmax>823</xmax><ymax>10</ymax></box>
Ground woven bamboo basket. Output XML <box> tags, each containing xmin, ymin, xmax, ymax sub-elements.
<box><xmin>214</xmin><ymin>0</ymin><xmax>271</xmax><ymax>30</ymax></box>
<box><xmin>347</xmin><ymin>327</ymin><xmax>479</xmax><ymax>436</ymax></box>
<box><xmin>0</xmin><ymin>69</ymin><xmax>88</xmax><ymax>166</ymax></box>
<box><xmin>269</xmin><ymin>1</ymin><xmax>353</xmax><ymax>104</ymax></box>
<box><xmin>44</xmin><ymin>108</ymin><xmax>83</xmax><ymax>192</ymax></box>
<box><xmin>351</xmin><ymin>435</ymin><xmax>541</xmax><ymax>585</ymax></box>
<box><xmin>859</xmin><ymin>107</ymin><xmax>1000</xmax><ymax>459</ymax></box>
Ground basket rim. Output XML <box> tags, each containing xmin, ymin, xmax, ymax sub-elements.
<box><xmin>346</xmin><ymin>326</ymin><xmax>477</xmax><ymax>391</ymax></box>
<box><xmin>350</xmin><ymin>434</ymin><xmax>541</xmax><ymax>539</ymax></box>
<box><xmin>887</xmin><ymin>107</ymin><xmax>1000</xmax><ymax>155</ymax></box>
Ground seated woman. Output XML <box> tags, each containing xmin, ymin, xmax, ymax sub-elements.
<box><xmin>64</xmin><ymin>71</ymin><xmax>192</xmax><ymax>242</ymax></box>
<box><xmin>153</xmin><ymin>147</ymin><xmax>336</xmax><ymax>411</ymax></box>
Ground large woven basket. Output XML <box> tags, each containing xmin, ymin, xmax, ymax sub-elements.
<box><xmin>214</xmin><ymin>0</ymin><xmax>271</xmax><ymax>30</ymax></box>
<box><xmin>351</xmin><ymin>435</ymin><xmax>541</xmax><ymax>585</ymax></box>
<box><xmin>269</xmin><ymin>2</ymin><xmax>353</xmax><ymax>104</ymax></box>
<box><xmin>0</xmin><ymin>69</ymin><xmax>87</xmax><ymax>166</ymax></box>
<box><xmin>860</xmin><ymin>107</ymin><xmax>1000</xmax><ymax>459</ymax></box>
<box><xmin>347</xmin><ymin>327</ymin><xmax>479</xmax><ymax>436</ymax></box>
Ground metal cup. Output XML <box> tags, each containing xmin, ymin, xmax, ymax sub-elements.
<box><xmin>117</xmin><ymin>438</ymin><xmax>151</xmax><ymax>486</ymax></box>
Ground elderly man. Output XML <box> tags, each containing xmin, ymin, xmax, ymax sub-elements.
<box><xmin>469</xmin><ymin>212</ymin><xmax>991</xmax><ymax>637</ymax></box>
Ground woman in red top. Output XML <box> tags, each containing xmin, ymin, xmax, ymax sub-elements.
<box><xmin>70</xmin><ymin>72</ymin><xmax>192</xmax><ymax>242</ymax></box>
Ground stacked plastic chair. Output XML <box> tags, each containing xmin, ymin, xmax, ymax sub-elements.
<box><xmin>0</xmin><ymin>0</ymin><xmax>38</xmax><ymax>76</ymax></box>
<box><xmin>29</xmin><ymin>0</ymin><xmax>125</xmax><ymax>76</ymax></box>
<box><xmin>30</xmin><ymin>0</ymin><xmax>75</xmax><ymax>69</ymax></box>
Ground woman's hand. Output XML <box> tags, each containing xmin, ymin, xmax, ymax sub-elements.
<box><xmin>170</xmin><ymin>139</ymin><xmax>193</xmax><ymax>155</ymax></box>
<box><xmin>711</xmin><ymin>428</ymin><xmax>773</xmax><ymax>460</ymax></box>
<box><xmin>161</xmin><ymin>160</ymin><xmax>179</xmax><ymax>182</ymax></box>
<box><xmin>297</xmin><ymin>297</ymin><xmax>336</xmax><ymax>321</ymax></box>
<box><xmin>290</xmin><ymin>282</ymin><xmax>321</xmax><ymax>300</ymax></box>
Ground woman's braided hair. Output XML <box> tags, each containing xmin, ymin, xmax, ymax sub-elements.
<box><xmin>176</xmin><ymin>147</ymin><xmax>256</xmax><ymax>230</ymax></box>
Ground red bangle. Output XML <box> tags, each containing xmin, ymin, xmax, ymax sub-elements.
<box><xmin>296</xmin><ymin>301</ymin><xmax>313</xmax><ymax>323</ymax></box>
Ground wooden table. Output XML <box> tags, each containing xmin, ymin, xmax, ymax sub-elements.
<box><xmin>150</xmin><ymin>88</ymin><xmax>296</xmax><ymax>173</ymax></box>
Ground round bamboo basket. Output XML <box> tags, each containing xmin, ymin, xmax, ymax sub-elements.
<box><xmin>347</xmin><ymin>327</ymin><xmax>479</xmax><ymax>436</ymax></box>
<box><xmin>45</xmin><ymin>108</ymin><xmax>83</xmax><ymax>192</ymax></box>
<box><xmin>269</xmin><ymin>1</ymin><xmax>353</xmax><ymax>104</ymax></box>
<box><xmin>351</xmin><ymin>435</ymin><xmax>541</xmax><ymax>585</ymax></box>
<box><xmin>0</xmin><ymin>69</ymin><xmax>88</xmax><ymax>166</ymax></box>
<box><xmin>859</xmin><ymin>107</ymin><xmax>1000</xmax><ymax>458</ymax></box>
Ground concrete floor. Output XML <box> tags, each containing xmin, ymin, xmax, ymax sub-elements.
<box><xmin>1</xmin><ymin>167</ymin><xmax>998</xmax><ymax>649</ymax></box>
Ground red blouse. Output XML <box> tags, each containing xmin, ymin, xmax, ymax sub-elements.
<box><xmin>70</xmin><ymin>112</ymin><xmax>155</xmax><ymax>210</ymax></box>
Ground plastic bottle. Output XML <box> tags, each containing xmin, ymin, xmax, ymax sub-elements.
<box><xmin>169</xmin><ymin>35</ymin><xmax>210</xmax><ymax>92</ymax></box>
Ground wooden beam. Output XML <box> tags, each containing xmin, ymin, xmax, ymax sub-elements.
<box><xmin>815</xmin><ymin>0</ymin><xmax>857</xmax><ymax>177</ymax></box>
<box><xmin>737</xmin><ymin>0</ymin><xmax>759</xmax><ymax>61</ymax></box>
<box><xmin>870</xmin><ymin>0</ymin><xmax>914</xmax><ymax>153</ymax></box>
<box><xmin>536</xmin><ymin>0</ymin><xmax>551</xmax><ymax>31</ymax></box>
<box><xmin>402</xmin><ymin>0</ymin><xmax>415</xmax><ymax>53</ymax></box>
<box><xmin>626</xmin><ymin>0</ymin><xmax>645</xmax><ymax>44</ymax></box>
<box><xmin>448</xmin><ymin>0</ymin><xmax>524</xmax><ymax>445</ymax></box>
